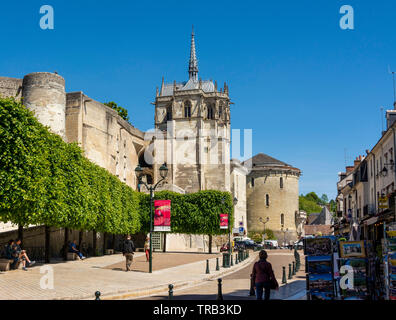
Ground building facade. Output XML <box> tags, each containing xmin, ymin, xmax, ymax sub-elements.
<box><xmin>335</xmin><ymin>105</ymin><xmax>396</xmax><ymax>242</ymax></box>
<box><xmin>230</xmin><ymin>159</ymin><xmax>248</xmax><ymax>235</ymax></box>
<box><xmin>150</xmin><ymin>28</ymin><xmax>231</xmax><ymax>194</ymax></box>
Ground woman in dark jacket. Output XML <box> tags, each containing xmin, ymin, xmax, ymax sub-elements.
<box><xmin>251</xmin><ymin>250</ymin><xmax>278</xmax><ymax>300</ymax></box>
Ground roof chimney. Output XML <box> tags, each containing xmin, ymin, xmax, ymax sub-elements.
<box><xmin>354</xmin><ymin>156</ymin><xmax>361</xmax><ymax>168</ymax></box>
<box><xmin>346</xmin><ymin>166</ymin><xmax>354</xmax><ymax>173</ymax></box>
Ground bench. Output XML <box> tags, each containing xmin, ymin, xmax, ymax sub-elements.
<box><xmin>67</xmin><ymin>252</ymin><xmax>79</xmax><ymax>261</ymax></box>
<box><xmin>0</xmin><ymin>259</ymin><xmax>22</xmax><ymax>272</ymax></box>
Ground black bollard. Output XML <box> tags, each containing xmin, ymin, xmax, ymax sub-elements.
<box><xmin>168</xmin><ymin>284</ymin><xmax>174</xmax><ymax>300</ymax></box>
<box><xmin>292</xmin><ymin>261</ymin><xmax>296</xmax><ymax>275</ymax></box>
<box><xmin>282</xmin><ymin>266</ymin><xmax>287</xmax><ymax>284</ymax></box>
<box><xmin>216</xmin><ymin>257</ymin><xmax>220</xmax><ymax>271</ymax></box>
<box><xmin>288</xmin><ymin>263</ymin><xmax>292</xmax><ymax>279</ymax></box>
<box><xmin>206</xmin><ymin>259</ymin><xmax>210</xmax><ymax>274</ymax></box>
<box><xmin>95</xmin><ymin>291</ymin><xmax>101</xmax><ymax>300</ymax></box>
<box><xmin>296</xmin><ymin>259</ymin><xmax>300</xmax><ymax>272</ymax></box>
<box><xmin>230</xmin><ymin>254</ymin><xmax>233</xmax><ymax>266</ymax></box>
<box><xmin>235</xmin><ymin>254</ymin><xmax>238</xmax><ymax>264</ymax></box>
<box><xmin>249</xmin><ymin>273</ymin><xmax>255</xmax><ymax>296</ymax></box>
<box><xmin>217</xmin><ymin>278</ymin><xmax>223</xmax><ymax>300</ymax></box>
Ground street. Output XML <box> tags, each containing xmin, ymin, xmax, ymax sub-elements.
<box><xmin>136</xmin><ymin>249</ymin><xmax>307</xmax><ymax>300</ymax></box>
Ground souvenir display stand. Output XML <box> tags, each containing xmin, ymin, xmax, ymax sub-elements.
<box><xmin>384</xmin><ymin>222</ymin><xmax>396</xmax><ymax>300</ymax></box>
<box><xmin>336</xmin><ymin>240</ymin><xmax>377</xmax><ymax>300</ymax></box>
<box><xmin>304</xmin><ymin>237</ymin><xmax>336</xmax><ymax>300</ymax></box>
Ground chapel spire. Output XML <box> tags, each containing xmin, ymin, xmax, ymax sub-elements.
<box><xmin>188</xmin><ymin>26</ymin><xmax>198</xmax><ymax>81</ymax></box>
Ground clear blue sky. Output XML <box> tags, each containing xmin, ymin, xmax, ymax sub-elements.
<box><xmin>1</xmin><ymin>1</ymin><xmax>396</xmax><ymax>200</ymax></box>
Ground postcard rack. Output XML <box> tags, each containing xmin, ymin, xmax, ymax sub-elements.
<box><xmin>304</xmin><ymin>237</ymin><xmax>336</xmax><ymax>300</ymax></box>
<box><xmin>384</xmin><ymin>222</ymin><xmax>396</xmax><ymax>300</ymax></box>
<box><xmin>336</xmin><ymin>240</ymin><xmax>371</xmax><ymax>300</ymax></box>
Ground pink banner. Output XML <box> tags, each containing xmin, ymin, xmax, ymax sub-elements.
<box><xmin>220</xmin><ymin>213</ymin><xmax>229</xmax><ymax>229</ymax></box>
<box><xmin>154</xmin><ymin>200</ymin><xmax>171</xmax><ymax>232</ymax></box>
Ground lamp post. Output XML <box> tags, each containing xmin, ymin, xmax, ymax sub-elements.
<box><xmin>232</xmin><ymin>197</ymin><xmax>238</xmax><ymax>259</ymax></box>
<box><xmin>259</xmin><ymin>217</ymin><xmax>270</xmax><ymax>243</ymax></box>
<box><xmin>281</xmin><ymin>226</ymin><xmax>288</xmax><ymax>248</ymax></box>
<box><xmin>135</xmin><ymin>163</ymin><xmax>168</xmax><ymax>273</ymax></box>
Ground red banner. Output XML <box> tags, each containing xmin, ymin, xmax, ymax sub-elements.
<box><xmin>154</xmin><ymin>200</ymin><xmax>171</xmax><ymax>232</ymax></box>
<box><xmin>220</xmin><ymin>213</ymin><xmax>228</xmax><ymax>229</ymax></box>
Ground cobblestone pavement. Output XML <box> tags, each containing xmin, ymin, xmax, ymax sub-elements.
<box><xmin>0</xmin><ymin>251</ymin><xmax>256</xmax><ymax>300</ymax></box>
<box><xmin>137</xmin><ymin>249</ymin><xmax>307</xmax><ymax>300</ymax></box>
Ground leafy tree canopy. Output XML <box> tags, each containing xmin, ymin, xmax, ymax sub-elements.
<box><xmin>299</xmin><ymin>191</ymin><xmax>336</xmax><ymax>214</ymax></box>
<box><xmin>104</xmin><ymin>101</ymin><xmax>130</xmax><ymax>122</ymax></box>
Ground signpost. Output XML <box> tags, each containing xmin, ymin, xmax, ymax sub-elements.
<box><xmin>220</xmin><ymin>213</ymin><xmax>230</xmax><ymax>267</ymax></box>
<box><xmin>379</xmin><ymin>196</ymin><xmax>389</xmax><ymax>209</ymax></box>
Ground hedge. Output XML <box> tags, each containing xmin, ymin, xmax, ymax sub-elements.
<box><xmin>138</xmin><ymin>190</ymin><xmax>233</xmax><ymax>234</ymax></box>
<box><xmin>0</xmin><ymin>97</ymin><xmax>232</xmax><ymax>236</ymax></box>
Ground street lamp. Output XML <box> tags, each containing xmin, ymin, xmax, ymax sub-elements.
<box><xmin>281</xmin><ymin>227</ymin><xmax>288</xmax><ymax>248</ymax></box>
<box><xmin>135</xmin><ymin>163</ymin><xmax>168</xmax><ymax>273</ymax></box>
<box><xmin>259</xmin><ymin>217</ymin><xmax>270</xmax><ymax>244</ymax></box>
<box><xmin>382</xmin><ymin>159</ymin><xmax>395</xmax><ymax>177</ymax></box>
<box><xmin>232</xmin><ymin>197</ymin><xmax>238</xmax><ymax>254</ymax></box>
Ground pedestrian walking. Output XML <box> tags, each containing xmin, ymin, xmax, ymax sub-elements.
<box><xmin>122</xmin><ymin>235</ymin><xmax>135</xmax><ymax>271</ymax></box>
<box><xmin>251</xmin><ymin>250</ymin><xmax>278</xmax><ymax>300</ymax></box>
<box><xmin>144</xmin><ymin>236</ymin><xmax>150</xmax><ymax>262</ymax></box>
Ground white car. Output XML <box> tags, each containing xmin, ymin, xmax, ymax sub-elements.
<box><xmin>264</xmin><ymin>240</ymin><xmax>279</xmax><ymax>249</ymax></box>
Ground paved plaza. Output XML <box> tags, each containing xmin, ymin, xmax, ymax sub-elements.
<box><xmin>0</xmin><ymin>249</ymin><xmax>305</xmax><ymax>300</ymax></box>
<box><xmin>0</xmin><ymin>251</ymin><xmax>254</xmax><ymax>300</ymax></box>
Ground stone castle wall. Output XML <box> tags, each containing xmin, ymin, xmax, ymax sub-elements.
<box><xmin>22</xmin><ymin>72</ymin><xmax>67</xmax><ymax>139</ymax></box>
<box><xmin>0</xmin><ymin>77</ymin><xmax>22</xmax><ymax>98</ymax></box>
<box><xmin>246</xmin><ymin>170</ymin><xmax>300</xmax><ymax>243</ymax></box>
<box><xmin>65</xmin><ymin>93</ymin><xmax>148</xmax><ymax>189</ymax></box>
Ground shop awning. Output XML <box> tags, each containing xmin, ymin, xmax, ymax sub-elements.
<box><xmin>364</xmin><ymin>216</ymin><xmax>378</xmax><ymax>226</ymax></box>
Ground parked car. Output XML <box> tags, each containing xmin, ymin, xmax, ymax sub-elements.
<box><xmin>234</xmin><ymin>241</ymin><xmax>246</xmax><ymax>250</ymax></box>
<box><xmin>240</xmin><ymin>239</ymin><xmax>259</xmax><ymax>250</ymax></box>
<box><xmin>220</xmin><ymin>243</ymin><xmax>230</xmax><ymax>252</ymax></box>
<box><xmin>294</xmin><ymin>240</ymin><xmax>304</xmax><ymax>250</ymax></box>
<box><xmin>264</xmin><ymin>240</ymin><xmax>279</xmax><ymax>249</ymax></box>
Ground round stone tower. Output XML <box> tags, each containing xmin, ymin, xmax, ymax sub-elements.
<box><xmin>244</xmin><ymin>153</ymin><xmax>301</xmax><ymax>245</ymax></box>
<box><xmin>22</xmin><ymin>72</ymin><xmax>66</xmax><ymax>139</ymax></box>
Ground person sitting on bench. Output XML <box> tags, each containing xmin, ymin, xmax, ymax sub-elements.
<box><xmin>69</xmin><ymin>240</ymin><xmax>86</xmax><ymax>260</ymax></box>
<box><xmin>5</xmin><ymin>239</ymin><xmax>14</xmax><ymax>260</ymax></box>
<box><xmin>13</xmin><ymin>239</ymin><xmax>35</xmax><ymax>271</ymax></box>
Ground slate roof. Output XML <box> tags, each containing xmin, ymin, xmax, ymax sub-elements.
<box><xmin>243</xmin><ymin>153</ymin><xmax>292</xmax><ymax>167</ymax></box>
<box><xmin>304</xmin><ymin>224</ymin><xmax>333</xmax><ymax>236</ymax></box>
<box><xmin>161</xmin><ymin>79</ymin><xmax>215</xmax><ymax>96</ymax></box>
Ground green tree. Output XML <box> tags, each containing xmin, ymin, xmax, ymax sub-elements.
<box><xmin>329</xmin><ymin>199</ymin><xmax>337</xmax><ymax>213</ymax></box>
<box><xmin>305</xmin><ymin>192</ymin><xmax>321</xmax><ymax>204</ymax></box>
<box><xmin>299</xmin><ymin>195</ymin><xmax>322</xmax><ymax>215</ymax></box>
<box><xmin>320</xmin><ymin>194</ymin><xmax>329</xmax><ymax>205</ymax></box>
<box><xmin>104</xmin><ymin>101</ymin><xmax>130</xmax><ymax>122</ymax></box>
